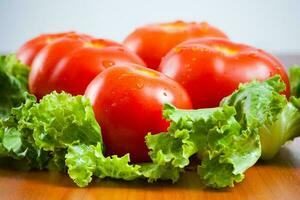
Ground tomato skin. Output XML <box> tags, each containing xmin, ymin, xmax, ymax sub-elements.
<box><xmin>17</xmin><ymin>32</ymin><xmax>92</xmax><ymax>65</ymax></box>
<box><xmin>124</xmin><ymin>21</ymin><xmax>228</xmax><ymax>69</ymax></box>
<box><xmin>29</xmin><ymin>37</ymin><xmax>86</xmax><ymax>99</ymax></box>
<box><xmin>29</xmin><ymin>36</ymin><xmax>145</xmax><ymax>99</ymax></box>
<box><xmin>48</xmin><ymin>46</ymin><xmax>145</xmax><ymax>95</ymax></box>
<box><xmin>159</xmin><ymin>38</ymin><xmax>290</xmax><ymax>109</ymax></box>
<box><xmin>84</xmin><ymin>65</ymin><xmax>192</xmax><ymax>163</ymax></box>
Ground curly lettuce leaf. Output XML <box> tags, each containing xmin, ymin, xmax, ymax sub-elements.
<box><xmin>145</xmin><ymin>103</ymin><xmax>261</xmax><ymax>188</ymax></box>
<box><xmin>221</xmin><ymin>75</ymin><xmax>286</xmax><ymax>129</ymax></box>
<box><xmin>221</xmin><ymin>75</ymin><xmax>300</xmax><ymax>160</ymax></box>
<box><xmin>259</xmin><ymin>97</ymin><xmax>300</xmax><ymax>159</ymax></box>
<box><xmin>289</xmin><ymin>65</ymin><xmax>300</xmax><ymax>97</ymax></box>
<box><xmin>0</xmin><ymin>94</ymin><xmax>49</xmax><ymax>169</ymax></box>
<box><xmin>0</xmin><ymin>92</ymin><xmax>103</xmax><ymax>173</ymax></box>
<box><xmin>0</xmin><ymin>54</ymin><xmax>29</xmax><ymax>118</ymax></box>
<box><xmin>26</xmin><ymin>92</ymin><xmax>102</xmax><ymax>151</ymax></box>
<box><xmin>66</xmin><ymin>143</ymin><xmax>141</xmax><ymax>187</ymax></box>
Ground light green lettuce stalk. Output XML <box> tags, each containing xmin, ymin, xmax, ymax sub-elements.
<box><xmin>289</xmin><ymin>65</ymin><xmax>300</xmax><ymax>98</ymax></box>
<box><xmin>222</xmin><ymin>76</ymin><xmax>300</xmax><ymax>160</ymax></box>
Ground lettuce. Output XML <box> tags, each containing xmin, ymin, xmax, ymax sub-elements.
<box><xmin>259</xmin><ymin>97</ymin><xmax>300</xmax><ymax>159</ymax></box>
<box><xmin>0</xmin><ymin>94</ymin><xmax>49</xmax><ymax>169</ymax></box>
<box><xmin>289</xmin><ymin>65</ymin><xmax>300</xmax><ymax>97</ymax></box>
<box><xmin>26</xmin><ymin>92</ymin><xmax>102</xmax><ymax>151</ymax></box>
<box><xmin>0</xmin><ymin>55</ymin><xmax>29</xmax><ymax>119</ymax></box>
<box><xmin>145</xmin><ymin>103</ymin><xmax>260</xmax><ymax>188</ymax></box>
<box><xmin>66</xmin><ymin>143</ymin><xmax>141</xmax><ymax>187</ymax></box>
<box><xmin>222</xmin><ymin>76</ymin><xmax>300</xmax><ymax>160</ymax></box>
<box><xmin>0</xmin><ymin>92</ymin><xmax>103</xmax><ymax>170</ymax></box>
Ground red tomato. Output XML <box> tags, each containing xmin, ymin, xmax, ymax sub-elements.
<box><xmin>84</xmin><ymin>65</ymin><xmax>192</xmax><ymax>163</ymax></box>
<box><xmin>48</xmin><ymin>45</ymin><xmax>145</xmax><ymax>95</ymax></box>
<box><xmin>17</xmin><ymin>32</ymin><xmax>92</xmax><ymax>65</ymax></box>
<box><xmin>124</xmin><ymin>21</ymin><xmax>228</xmax><ymax>69</ymax></box>
<box><xmin>29</xmin><ymin>37</ymin><xmax>85</xmax><ymax>99</ymax></box>
<box><xmin>29</xmin><ymin>37</ymin><xmax>145</xmax><ymax>99</ymax></box>
<box><xmin>159</xmin><ymin>38</ymin><xmax>290</xmax><ymax>109</ymax></box>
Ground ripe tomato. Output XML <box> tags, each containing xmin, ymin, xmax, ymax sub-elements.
<box><xmin>28</xmin><ymin>37</ymin><xmax>145</xmax><ymax>99</ymax></box>
<box><xmin>17</xmin><ymin>32</ymin><xmax>92</xmax><ymax>65</ymax></box>
<box><xmin>29</xmin><ymin>37</ymin><xmax>86</xmax><ymax>99</ymax></box>
<box><xmin>48</xmin><ymin>45</ymin><xmax>145</xmax><ymax>95</ymax></box>
<box><xmin>159</xmin><ymin>38</ymin><xmax>290</xmax><ymax>108</ymax></box>
<box><xmin>124</xmin><ymin>21</ymin><xmax>228</xmax><ymax>69</ymax></box>
<box><xmin>84</xmin><ymin>65</ymin><xmax>192</xmax><ymax>163</ymax></box>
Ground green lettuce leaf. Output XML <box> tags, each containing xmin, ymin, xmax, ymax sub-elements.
<box><xmin>26</xmin><ymin>92</ymin><xmax>102</xmax><ymax>151</ymax></box>
<box><xmin>259</xmin><ymin>97</ymin><xmax>300</xmax><ymax>159</ymax></box>
<box><xmin>0</xmin><ymin>94</ymin><xmax>49</xmax><ymax>169</ymax></box>
<box><xmin>221</xmin><ymin>75</ymin><xmax>300</xmax><ymax>160</ymax></box>
<box><xmin>0</xmin><ymin>92</ymin><xmax>103</xmax><ymax>173</ymax></box>
<box><xmin>0</xmin><ymin>54</ymin><xmax>29</xmax><ymax>119</ymax></box>
<box><xmin>221</xmin><ymin>76</ymin><xmax>286</xmax><ymax>129</ymax></box>
<box><xmin>66</xmin><ymin>143</ymin><xmax>141</xmax><ymax>187</ymax></box>
<box><xmin>145</xmin><ymin>103</ymin><xmax>261</xmax><ymax>188</ymax></box>
<box><xmin>289</xmin><ymin>65</ymin><xmax>300</xmax><ymax>98</ymax></box>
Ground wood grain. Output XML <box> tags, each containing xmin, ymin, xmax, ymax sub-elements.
<box><xmin>0</xmin><ymin>138</ymin><xmax>299</xmax><ymax>200</ymax></box>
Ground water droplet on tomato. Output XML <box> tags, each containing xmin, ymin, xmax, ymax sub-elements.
<box><xmin>136</xmin><ymin>83</ymin><xmax>144</xmax><ymax>89</ymax></box>
<box><xmin>174</xmin><ymin>47</ymin><xmax>182</xmax><ymax>53</ymax></box>
<box><xmin>102</xmin><ymin>60</ymin><xmax>115</xmax><ymax>67</ymax></box>
<box><xmin>192</xmin><ymin>47</ymin><xmax>199</xmax><ymax>52</ymax></box>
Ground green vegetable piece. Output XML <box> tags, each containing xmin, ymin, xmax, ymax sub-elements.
<box><xmin>221</xmin><ymin>75</ymin><xmax>286</xmax><ymax>129</ymax></box>
<box><xmin>259</xmin><ymin>97</ymin><xmax>300</xmax><ymax>159</ymax></box>
<box><xmin>0</xmin><ymin>54</ymin><xmax>29</xmax><ymax>119</ymax></box>
<box><xmin>0</xmin><ymin>94</ymin><xmax>49</xmax><ymax>169</ymax></box>
<box><xmin>146</xmin><ymin>103</ymin><xmax>261</xmax><ymax>188</ymax></box>
<box><xmin>289</xmin><ymin>65</ymin><xmax>300</xmax><ymax>98</ymax></box>
<box><xmin>66</xmin><ymin>143</ymin><xmax>141</xmax><ymax>187</ymax></box>
<box><xmin>222</xmin><ymin>75</ymin><xmax>300</xmax><ymax>160</ymax></box>
<box><xmin>27</xmin><ymin>92</ymin><xmax>102</xmax><ymax>151</ymax></box>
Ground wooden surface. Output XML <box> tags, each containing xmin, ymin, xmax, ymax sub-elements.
<box><xmin>0</xmin><ymin>137</ymin><xmax>299</xmax><ymax>200</ymax></box>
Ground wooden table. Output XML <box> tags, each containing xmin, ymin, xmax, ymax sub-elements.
<box><xmin>0</xmin><ymin>137</ymin><xmax>299</xmax><ymax>200</ymax></box>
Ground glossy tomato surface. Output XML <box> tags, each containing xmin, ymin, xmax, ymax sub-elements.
<box><xmin>29</xmin><ymin>37</ymin><xmax>145</xmax><ymax>99</ymax></box>
<box><xmin>17</xmin><ymin>32</ymin><xmax>92</xmax><ymax>66</ymax></box>
<box><xmin>29</xmin><ymin>37</ymin><xmax>85</xmax><ymax>99</ymax></box>
<box><xmin>85</xmin><ymin>65</ymin><xmax>192</xmax><ymax>163</ymax></box>
<box><xmin>124</xmin><ymin>21</ymin><xmax>228</xmax><ymax>69</ymax></box>
<box><xmin>159</xmin><ymin>38</ymin><xmax>290</xmax><ymax>108</ymax></box>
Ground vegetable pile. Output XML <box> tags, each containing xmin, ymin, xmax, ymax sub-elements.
<box><xmin>1</xmin><ymin>20</ymin><xmax>300</xmax><ymax>189</ymax></box>
<box><xmin>1</xmin><ymin>54</ymin><xmax>299</xmax><ymax>188</ymax></box>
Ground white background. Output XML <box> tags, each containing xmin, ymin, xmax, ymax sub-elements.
<box><xmin>0</xmin><ymin>0</ymin><xmax>299</xmax><ymax>54</ymax></box>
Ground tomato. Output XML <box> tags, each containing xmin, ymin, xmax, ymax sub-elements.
<box><xmin>84</xmin><ymin>65</ymin><xmax>192</xmax><ymax>163</ymax></box>
<box><xmin>17</xmin><ymin>32</ymin><xmax>93</xmax><ymax>65</ymax></box>
<box><xmin>29</xmin><ymin>37</ymin><xmax>145</xmax><ymax>99</ymax></box>
<box><xmin>29</xmin><ymin>37</ymin><xmax>86</xmax><ymax>99</ymax></box>
<box><xmin>159</xmin><ymin>38</ymin><xmax>290</xmax><ymax>109</ymax></box>
<box><xmin>48</xmin><ymin>45</ymin><xmax>145</xmax><ymax>95</ymax></box>
<box><xmin>124</xmin><ymin>21</ymin><xmax>228</xmax><ymax>69</ymax></box>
